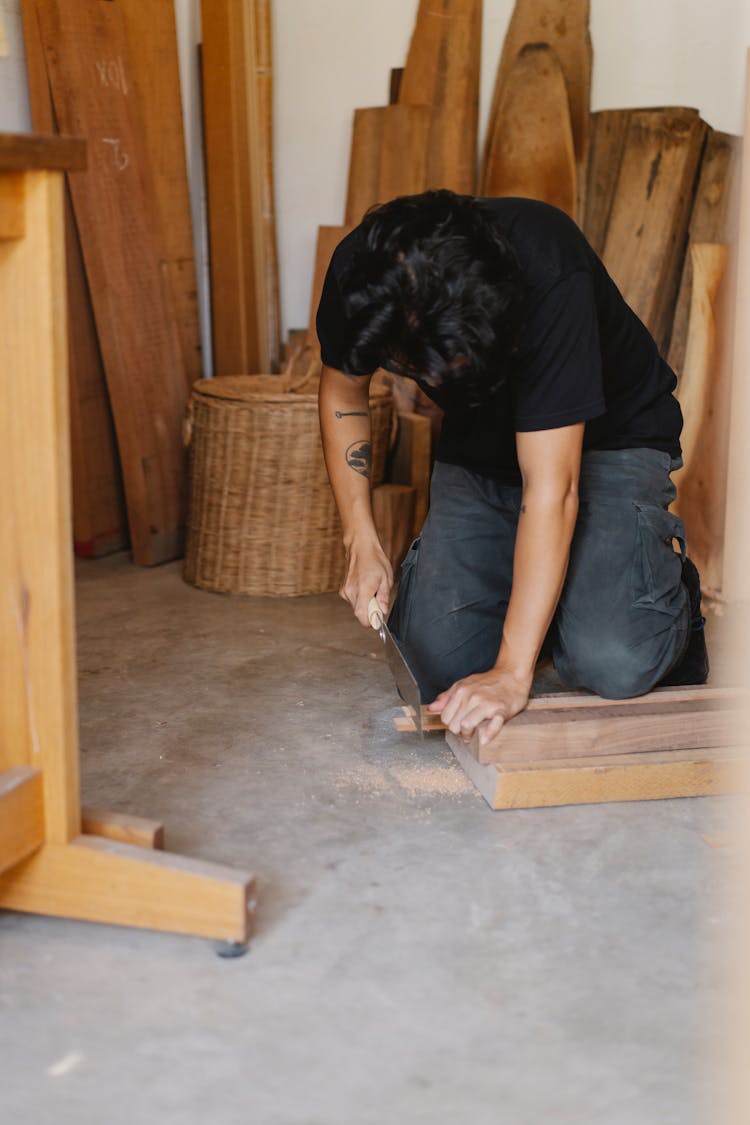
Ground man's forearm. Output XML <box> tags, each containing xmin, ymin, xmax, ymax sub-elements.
<box><xmin>494</xmin><ymin>487</ymin><xmax>579</xmax><ymax>683</ymax></box>
<box><xmin>318</xmin><ymin>366</ymin><xmax>378</xmax><ymax>545</ymax></box>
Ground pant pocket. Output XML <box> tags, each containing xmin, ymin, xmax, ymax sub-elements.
<box><xmin>631</xmin><ymin>503</ymin><xmax>686</xmax><ymax>609</ymax></box>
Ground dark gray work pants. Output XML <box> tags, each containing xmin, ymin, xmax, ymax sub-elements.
<box><xmin>388</xmin><ymin>448</ymin><xmax>691</xmax><ymax>702</ymax></box>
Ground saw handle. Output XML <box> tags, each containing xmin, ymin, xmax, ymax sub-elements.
<box><xmin>368</xmin><ymin>597</ymin><xmax>385</xmax><ymax>631</ymax></box>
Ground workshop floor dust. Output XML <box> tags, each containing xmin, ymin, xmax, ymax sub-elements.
<box><xmin>389</xmin><ymin>764</ymin><xmax>474</xmax><ymax>797</ymax></box>
<box><xmin>333</xmin><ymin>757</ymin><xmax>474</xmax><ymax>799</ymax></box>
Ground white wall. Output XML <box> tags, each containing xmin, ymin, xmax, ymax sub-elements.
<box><xmin>1</xmin><ymin>0</ymin><xmax>749</xmax><ymax>352</ymax></box>
<box><xmin>0</xmin><ymin>0</ymin><xmax>31</xmax><ymax>132</ymax></box>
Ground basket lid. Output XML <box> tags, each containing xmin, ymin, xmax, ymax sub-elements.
<box><xmin>191</xmin><ymin>374</ymin><xmax>391</xmax><ymax>405</ymax></box>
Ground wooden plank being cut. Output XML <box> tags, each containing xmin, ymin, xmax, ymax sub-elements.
<box><xmin>345</xmin><ymin>104</ymin><xmax>431</xmax><ymax>227</ymax></box>
<box><xmin>602</xmin><ymin>108</ymin><xmax>707</xmax><ymax>355</ymax></box>
<box><xmin>667</xmin><ymin>130</ymin><xmax>741</xmax><ymax>379</ymax></box>
<box><xmin>33</xmin><ymin>0</ymin><xmax>188</xmax><ymax>565</ymax></box>
<box><xmin>448</xmin><ymin>737</ymin><xmax>743</xmax><ymax>810</ymax></box>
<box><xmin>398</xmin><ymin>0</ymin><xmax>482</xmax><ymax>194</ymax></box>
<box><xmin>21</xmin><ymin>0</ymin><xmax>128</xmax><ymax>558</ymax></box>
<box><xmin>480</xmin><ymin>42</ymin><xmax>576</xmax><ymax>217</ymax></box>
<box><xmin>465</xmin><ymin>698</ymin><xmax>742</xmax><ymax>766</ymax></box>
<box><xmin>119</xmin><ymin>0</ymin><xmax>202</xmax><ymax>387</ymax></box>
<box><xmin>672</xmin><ymin>243</ymin><xmax>733</xmax><ymax>594</ymax></box>
<box><xmin>395</xmin><ymin>684</ymin><xmax>746</xmax><ymax>731</ymax></box>
<box><xmin>582</xmin><ymin>109</ymin><xmax>631</xmax><ymax>255</ymax></box>
<box><xmin>482</xmin><ymin>0</ymin><xmax>591</xmax><ymax>213</ymax></box>
<box><xmin>202</xmin><ymin>0</ymin><xmax>281</xmax><ymax>374</ymax></box>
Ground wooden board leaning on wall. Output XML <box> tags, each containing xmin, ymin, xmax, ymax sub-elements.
<box><xmin>398</xmin><ymin>0</ymin><xmax>482</xmax><ymax>195</ymax></box>
<box><xmin>201</xmin><ymin>0</ymin><xmax>281</xmax><ymax>376</ymax></box>
<box><xmin>21</xmin><ymin>0</ymin><xmax>128</xmax><ymax>559</ymax></box>
<box><xmin>601</xmin><ymin>107</ymin><xmax>707</xmax><ymax>356</ymax></box>
<box><xmin>33</xmin><ymin>0</ymin><xmax>188</xmax><ymax>565</ymax></box>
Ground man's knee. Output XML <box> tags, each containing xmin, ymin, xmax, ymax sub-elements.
<box><xmin>554</xmin><ymin>629</ymin><xmax>671</xmax><ymax>700</ymax></box>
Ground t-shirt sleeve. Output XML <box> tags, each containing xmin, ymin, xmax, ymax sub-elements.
<box><xmin>512</xmin><ymin>270</ymin><xmax>607</xmax><ymax>432</ymax></box>
<box><xmin>315</xmin><ymin>257</ymin><xmax>349</xmax><ymax>371</ymax></box>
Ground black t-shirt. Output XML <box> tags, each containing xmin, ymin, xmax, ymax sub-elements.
<box><xmin>316</xmin><ymin>197</ymin><xmax>683</xmax><ymax>483</ymax></box>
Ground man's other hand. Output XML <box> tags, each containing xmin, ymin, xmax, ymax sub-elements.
<box><xmin>428</xmin><ymin>668</ymin><xmax>531</xmax><ymax>745</ymax></box>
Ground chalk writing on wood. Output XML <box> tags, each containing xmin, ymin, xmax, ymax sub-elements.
<box><xmin>102</xmin><ymin>138</ymin><xmax>129</xmax><ymax>171</ymax></box>
<box><xmin>95</xmin><ymin>57</ymin><xmax>129</xmax><ymax>95</ymax></box>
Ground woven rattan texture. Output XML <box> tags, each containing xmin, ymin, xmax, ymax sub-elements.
<box><xmin>184</xmin><ymin>377</ymin><xmax>392</xmax><ymax>596</ymax></box>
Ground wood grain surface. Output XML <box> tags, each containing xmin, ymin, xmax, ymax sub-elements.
<box><xmin>480</xmin><ymin>42</ymin><xmax>576</xmax><ymax>216</ymax></box>
<box><xmin>482</xmin><ymin>0</ymin><xmax>591</xmax><ymax>211</ymax></box>
<box><xmin>372</xmin><ymin>484</ymin><xmax>417</xmax><ymax>572</ymax></box>
<box><xmin>673</xmin><ymin>242</ymin><xmax>733</xmax><ymax>594</ymax></box>
<box><xmin>202</xmin><ymin>0</ymin><xmax>281</xmax><ymax>375</ymax></box>
<box><xmin>345</xmin><ymin>105</ymin><xmax>430</xmax><ymax>226</ymax></box>
<box><xmin>21</xmin><ymin>0</ymin><xmax>127</xmax><ymax>559</ymax></box>
<box><xmin>602</xmin><ymin>108</ymin><xmax>707</xmax><ymax>355</ymax></box>
<box><xmin>33</xmin><ymin>0</ymin><xmax>188</xmax><ymax>565</ymax></box>
<box><xmin>390</xmin><ymin>412</ymin><xmax>433</xmax><ymax>537</ymax></box>
<box><xmin>119</xmin><ymin>0</ymin><xmax>202</xmax><ymax>388</ymax></box>
<box><xmin>582</xmin><ymin>109</ymin><xmax>631</xmax><ymax>254</ymax></box>
<box><xmin>668</xmin><ymin>130</ymin><xmax>741</xmax><ymax>379</ymax></box>
<box><xmin>448</xmin><ymin>737</ymin><xmax>743</xmax><ymax>810</ymax></box>
<box><xmin>0</xmin><ymin>166</ymin><xmax>81</xmax><ymax>840</ymax></box>
<box><xmin>399</xmin><ymin>0</ymin><xmax>481</xmax><ymax>194</ymax></box>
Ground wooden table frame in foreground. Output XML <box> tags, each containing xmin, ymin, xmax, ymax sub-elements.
<box><xmin>0</xmin><ymin>134</ymin><xmax>255</xmax><ymax>945</ymax></box>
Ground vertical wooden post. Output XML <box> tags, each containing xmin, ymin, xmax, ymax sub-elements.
<box><xmin>0</xmin><ymin>167</ymin><xmax>80</xmax><ymax>844</ymax></box>
<box><xmin>0</xmin><ymin>136</ymin><xmax>256</xmax><ymax>944</ymax></box>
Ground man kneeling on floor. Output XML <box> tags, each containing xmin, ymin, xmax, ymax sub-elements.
<box><xmin>316</xmin><ymin>190</ymin><xmax>708</xmax><ymax>746</ymax></box>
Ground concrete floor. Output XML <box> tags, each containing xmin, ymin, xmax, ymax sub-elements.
<box><xmin>0</xmin><ymin>554</ymin><xmax>742</xmax><ymax>1124</ymax></box>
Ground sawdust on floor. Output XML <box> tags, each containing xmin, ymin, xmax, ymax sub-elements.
<box><xmin>333</xmin><ymin>759</ymin><xmax>474</xmax><ymax>799</ymax></box>
<box><xmin>389</xmin><ymin>765</ymin><xmax>474</xmax><ymax>797</ymax></box>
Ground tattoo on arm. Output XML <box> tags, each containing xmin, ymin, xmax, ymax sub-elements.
<box><xmin>345</xmin><ymin>440</ymin><xmax>371</xmax><ymax>478</ymax></box>
<box><xmin>335</xmin><ymin>410</ymin><xmax>368</xmax><ymax>419</ymax></box>
<box><xmin>520</xmin><ymin>504</ymin><xmax>527</xmax><ymax>514</ymax></box>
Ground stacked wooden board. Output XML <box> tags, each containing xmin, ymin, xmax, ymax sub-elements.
<box><xmin>394</xmin><ymin>687</ymin><xmax>746</xmax><ymax>809</ymax></box>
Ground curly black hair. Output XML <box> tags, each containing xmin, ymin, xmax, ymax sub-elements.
<box><xmin>339</xmin><ymin>190</ymin><xmax>525</xmax><ymax>396</ymax></box>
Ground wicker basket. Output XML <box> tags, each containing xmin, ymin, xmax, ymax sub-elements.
<box><xmin>183</xmin><ymin>375</ymin><xmax>392</xmax><ymax>596</ymax></box>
